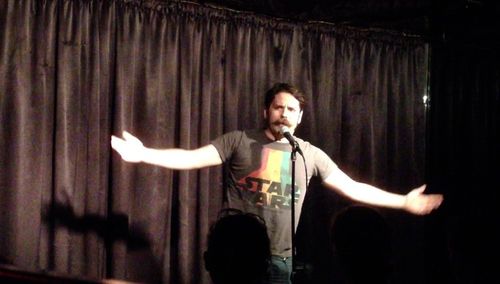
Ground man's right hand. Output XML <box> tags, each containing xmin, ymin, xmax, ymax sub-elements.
<box><xmin>111</xmin><ymin>131</ymin><xmax>145</xmax><ymax>163</ymax></box>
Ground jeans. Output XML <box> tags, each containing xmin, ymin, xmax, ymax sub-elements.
<box><xmin>264</xmin><ymin>255</ymin><xmax>293</xmax><ymax>284</ymax></box>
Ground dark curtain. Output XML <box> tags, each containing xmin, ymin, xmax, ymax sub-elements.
<box><xmin>0</xmin><ymin>0</ymin><xmax>430</xmax><ymax>283</ymax></box>
<box><xmin>426</xmin><ymin>42</ymin><xmax>500</xmax><ymax>284</ymax></box>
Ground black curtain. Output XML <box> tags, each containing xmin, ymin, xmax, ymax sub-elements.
<box><xmin>0</xmin><ymin>0</ymin><xmax>430</xmax><ymax>283</ymax></box>
<box><xmin>426</xmin><ymin>41</ymin><xmax>500</xmax><ymax>284</ymax></box>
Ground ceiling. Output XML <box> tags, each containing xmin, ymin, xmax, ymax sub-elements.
<box><xmin>185</xmin><ymin>0</ymin><xmax>500</xmax><ymax>44</ymax></box>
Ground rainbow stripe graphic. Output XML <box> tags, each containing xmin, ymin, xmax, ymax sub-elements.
<box><xmin>236</xmin><ymin>148</ymin><xmax>300</xmax><ymax>209</ymax></box>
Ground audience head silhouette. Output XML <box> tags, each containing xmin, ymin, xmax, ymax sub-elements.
<box><xmin>331</xmin><ymin>205</ymin><xmax>392</xmax><ymax>284</ymax></box>
<box><xmin>204</xmin><ymin>208</ymin><xmax>271</xmax><ymax>284</ymax></box>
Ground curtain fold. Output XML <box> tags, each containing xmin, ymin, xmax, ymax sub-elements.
<box><xmin>51</xmin><ymin>0</ymin><xmax>115</xmax><ymax>277</ymax></box>
<box><xmin>0</xmin><ymin>0</ymin><xmax>58</xmax><ymax>270</ymax></box>
<box><xmin>0</xmin><ymin>0</ymin><xmax>428</xmax><ymax>283</ymax></box>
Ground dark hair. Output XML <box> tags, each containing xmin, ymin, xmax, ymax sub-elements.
<box><xmin>331</xmin><ymin>206</ymin><xmax>392</xmax><ymax>283</ymax></box>
<box><xmin>204</xmin><ymin>208</ymin><xmax>271</xmax><ymax>284</ymax></box>
<box><xmin>264</xmin><ymin>83</ymin><xmax>306</xmax><ymax>110</ymax></box>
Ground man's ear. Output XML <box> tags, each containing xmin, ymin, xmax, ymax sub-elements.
<box><xmin>297</xmin><ymin>110</ymin><xmax>303</xmax><ymax>124</ymax></box>
<box><xmin>263</xmin><ymin>109</ymin><xmax>268</xmax><ymax>120</ymax></box>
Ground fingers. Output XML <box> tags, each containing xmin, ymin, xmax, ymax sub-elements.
<box><xmin>122</xmin><ymin>131</ymin><xmax>141</xmax><ymax>144</ymax></box>
<box><xmin>111</xmin><ymin>131</ymin><xmax>138</xmax><ymax>146</ymax></box>
<box><xmin>111</xmin><ymin>135</ymin><xmax>121</xmax><ymax>150</ymax></box>
<box><xmin>423</xmin><ymin>194</ymin><xmax>444</xmax><ymax>214</ymax></box>
<box><xmin>406</xmin><ymin>191</ymin><xmax>444</xmax><ymax>215</ymax></box>
<box><xmin>425</xmin><ymin>193</ymin><xmax>443</xmax><ymax>207</ymax></box>
<box><xmin>122</xmin><ymin>131</ymin><xmax>133</xmax><ymax>140</ymax></box>
<box><xmin>433</xmin><ymin>194</ymin><xmax>444</xmax><ymax>208</ymax></box>
<box><xmin>415</xmin><ymin>184</ymin><xmax>426</xmax><ymax>194</ymax></box>
<box><xmin>110</xmin><ymin>131</ymin><xmax>144</xmax><ymax>163</ymax></box>
<box><xmin>111</xmin><ymin>132</ymin><xmax>135</xmax><ymax>151</ymax></box>
<box><xmin>111</xmin><ymin>136</ymin><xmax>129</xmax><ymax>156</ymax></box>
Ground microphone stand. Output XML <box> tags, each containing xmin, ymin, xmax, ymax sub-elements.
<box><xmin>290</xmin><ymin>140</ymin><xmax>300</xmax><ymax>283</ymax></box>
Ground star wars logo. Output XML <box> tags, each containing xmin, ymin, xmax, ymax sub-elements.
<box><xmin>236</xmin><ymin>176</ymin><xmax>300</xmax><ymax>209</ymax></box>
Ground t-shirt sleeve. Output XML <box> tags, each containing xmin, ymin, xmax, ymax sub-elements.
<box><xmin>312</xmin><ymin>146</ymin><xmax>338</xmax><ymax>180</ymax></box>
<box><xmin>210</xmin><ymin>130</ymin><xmax>244</xmax><ymax>162</ymax></box>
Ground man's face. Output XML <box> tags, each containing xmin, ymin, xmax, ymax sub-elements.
<box><xmin>264</xmin><ymin>92</ymin><xmax>303</xmax><ymax>138</ymax></box>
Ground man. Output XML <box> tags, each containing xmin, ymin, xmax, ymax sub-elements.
<box><xmin>111</xmin><ymin>83</ymin><xmax>443</xmax><ymax>284</ymax></box>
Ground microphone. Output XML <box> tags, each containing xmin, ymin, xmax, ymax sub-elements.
<box><xmin>279</xmin><ymin>126</ymin><xmax>302</xmax><ymax>155</ymax></box>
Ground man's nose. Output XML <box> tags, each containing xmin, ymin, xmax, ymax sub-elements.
<box><xmin>282</xmin><ymin>108</ymin><xmax>289</xmax><ymax>117</ymax></box>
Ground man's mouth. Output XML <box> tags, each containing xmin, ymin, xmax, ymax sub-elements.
<box><xmin>274</xmin><ymin>120</ymin><xmax>291</xmax><ymax>127</ymax></box>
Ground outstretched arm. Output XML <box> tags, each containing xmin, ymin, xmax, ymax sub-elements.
<box><xmin>323</xmin><ymin>167</ymin><xmax>443</xmax><ymax>215</ymax></box>
<box><xmin>111</xmin><ymin>131</ymin><xmax>223</xmax><ymax>170</ymax></box>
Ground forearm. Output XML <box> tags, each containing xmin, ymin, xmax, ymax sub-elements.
<box><xmin>140</xmin><ymin>148</ymin><xmax>200</xmax><ymax>169</ymax></box>
<box><xmin>338</xmin><ymin>182</ymin><xmax>406</xmax><ymax>210</ymax></box>
<box><xmin>139</xmin><ymin>145</ymin><xmax>222</xmax><ymax>170</ymax></box>
<box><xmin>111</xmin><ymin>132</ymin><xmax>222</xmax><ymax>170</ymax></box>
<box><xmin>323</xmin><ymin>169</ymin><xmax>407</xmax><ymax>210</ymax></box>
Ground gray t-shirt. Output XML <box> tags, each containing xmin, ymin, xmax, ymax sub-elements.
<box><xmin>211</xmin><ymin>129</ymin><xmax>337</xmax><ymax>257</ymax></box>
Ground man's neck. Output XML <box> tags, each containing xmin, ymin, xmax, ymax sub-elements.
<box><xmin>264</xmin><ymin>128</ymin><xmax>288</xmax><ymax>143</ymax></box>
